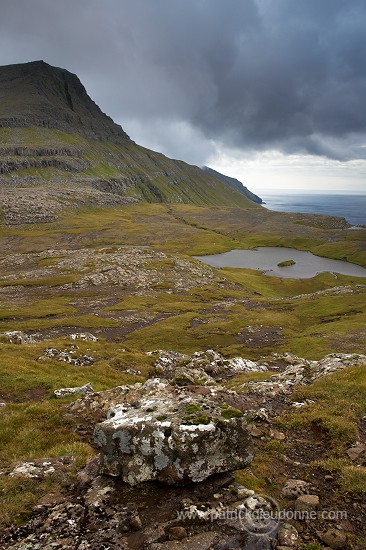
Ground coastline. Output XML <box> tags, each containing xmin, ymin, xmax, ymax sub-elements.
<box><xmin>259</xmin><ymin>192</ymin><xmax>366</xmax><ymax>226</ymax></box>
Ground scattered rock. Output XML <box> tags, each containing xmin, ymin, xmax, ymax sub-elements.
<box><xmin>129</xmin><ymin>513</ymin><xmax>143</xmax><ymax>531</ymax></box>
<box><xmin>70</xmin><ymin>332</ymin><xmax>98</xmax><ymax>341</ymax></box>
<box><xmin>151</xmin><ymin>531</ymin><xmax>219</xmax><ymax>549</ymax></box>
<box><xmin>84</xmin><ymin>476</ymin><xmax>115</xmax><ymax>506</ymax></box>
<box><xmin>125</xmin><ymin>367</ymin><xmax>142</xmax><ymax>376</ymax></box>
<box><xmin>0</xmin><ymin>184</ymin><xmax>136</xmax><ymax>225</ymax></box>
<box><xmin>318</xmin><ymin>528</ymin><xmax>347</xmax><ymax>549</ymax></box>
<box><xmin>0</xmin><ymin>330</ymin><xmax>35</xmax><ymax>344</ymax></box>
<box><xmin>36</xmin><ymin>492</ymin><xmax>65</xmax><ymax>508</ymax></box>
<box><xmin>168</xmin><ymin>526</ymin><xmax>187</xmax><ymax>540</ymax></box>
<box><xmin>10</xmin><ymin>457</ymin><xmax>75</xmax><ymax>480</ymax></box>
<box><xmin>10</xmin><ymin>462</ymin><xmax>55</xmax><ymax>479</ymax></box>
<box><xmin>269</xmin><ymin>428</ymin><xmax>285</xmax><ymax>440</ymax></box>
<box><xmin>75</xmin><ymin>456</ymin><xmax>100</xmax><ymax>488</ymax></box>
<box><xmin>171</xmin><ymin>365</ymin><xmax>215</xmax><ymax>386</ymax></box>
<box><xmin>148</xmin><ymin>348</ymin><xmax>267</xmax><ymax>383</ymax></box>
<box><xmin>278</xmin><ymin>523</ymin><xmax>299</xmax><ymax>546</ymax></box>
<box><xmin>243</xmin><ymin>353</ymin><xmax>366</xmax><ymax>397</ymax></box>
<box><xmin>249</xmin><ymin>424</ymin><xmax>264</xmax><ymax>438</ymax></box>
<box><xmin>255</xmin><ymin>408</ymin><xmax>270</xmax><ymax>422</ymax></box>
<box><xmin>235</xmin><ymin>485</ymin><xmax>255</xmax><ymax>499</ymax></box>
<box><xmin>38</xmin><ymin>345</ymin><xmax>94</xmax><ymax>366</ymax></box>
<box><xmin>94</xmin><ymin>378</ymin><xmax>252</xmax><ymax>485</ymax></box>
<box><xmin>346</xmin><ymin>443</ymin><xmax>366</xmax><ymax>461</ymax></box>
<box><xmin>281</xmin><ymin>479</ymin><xmax>311</xmax><ymax>498</ymax></box>
<box><xmin>295</xmin><ymin>494</ymin><xmax>319</xmax><ymax>512</ymax></box>
<box><xmin>291</xmin><ymin>400</ymin><xmax>315</xmax><ymax>408</ymax></box>
<box><xmin>54</xmin><ymin>383</ymin><xmax>94</xmax><ymax>398</ymax></box>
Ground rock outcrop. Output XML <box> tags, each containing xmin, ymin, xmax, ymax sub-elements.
<box><xmin>10</xmin><ymin>456</ymin><xmax>75</xmax><ymax>480</ymax></box>
<box><xmin>149</xmin><ymin>349</ymin><xmax>267</xmax><ymax>384</ymax></box>
<box><xmin>243</xmin><ymin>353</ymin><xmax>366</xmax><ymax>396</ymax></box>
<box><xmin>37</xmin><ymin>345</ymin><xmax>95</xmax><ymax>366</ymax></box>
<box><xmin>54</xmin><ymin>383</ymin><xmax>94</xmax><ymax>399</ymax></box>
<box><xmin>94</xmin><ymin>379</ymin><xmax>253</xmax><ymax>485</ymax></box>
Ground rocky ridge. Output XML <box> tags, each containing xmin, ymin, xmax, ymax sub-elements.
<box><xmin>0</xmin><ymin>185</ymin><xmax>137</xmax><ymax>224</ymax></box>
<box><xmin>0</xmin><ymin>246</ymin><xmax>216</xmax><ymax>290</ymax></box>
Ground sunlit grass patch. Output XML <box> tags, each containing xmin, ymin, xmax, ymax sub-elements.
<box><xmin>37</xmin><ymin>256</ymin><xmax>63</xmax><ymax>267</ymax></box>
<box><xmin>0</xmin><ymin>297</ymin><xmax>76</xmax><ymax>321</ymax></box>
<box><xmin>0</xmin><ymin>401</ymin><xmax>84</xmax><ymax>466</ymax></box>
<box><xmin>340</xmin><ymin>466</ymin><xmax>366</xmax><ymax>496</ymax></box>
<box><xmin>0</xmin><ymin>339</ymin><xmax>149</xmax><ymax>400</ymax></box>
<box><xmin>0</xmin><ymin>274</ymin><xmax>78</xmax><ymax>288</ymax></box>
<box><xmin>123</xmin><ymin>312</ymin><xmax>200</xmax><ymax>352</ymax></box>
<box><xmin>0</xmin><ymin>313</ymin><xmax>119</xmax><ymax>332</ymax></box>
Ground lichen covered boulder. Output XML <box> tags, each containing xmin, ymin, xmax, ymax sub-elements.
<box><xmin>94</xmin><ymin>379</ymin><xmax>252</xmax><ymax>485</ymax></box>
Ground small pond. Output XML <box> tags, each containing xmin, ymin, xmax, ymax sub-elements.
<box><xmin>194</xmin><ymin>247</ymin><xmax>366</xmax><ymax>279</ymax></box>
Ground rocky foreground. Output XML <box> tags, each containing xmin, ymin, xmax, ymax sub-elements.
<box><xmin>1</xmin><ymin>348</ymin><xmax>365</xmax><ymax>549</ymax></box>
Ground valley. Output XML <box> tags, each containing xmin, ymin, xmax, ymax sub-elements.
<box><xmin>0</xmin><ymin>201</ymin><xmax>366</xmax><ymax>549</ymax></box>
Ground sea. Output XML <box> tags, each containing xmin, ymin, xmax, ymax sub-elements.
<box><xmin>260</xmin><ymin>192</ymin><xmax>366</xmax><ymax>226</ymax></box>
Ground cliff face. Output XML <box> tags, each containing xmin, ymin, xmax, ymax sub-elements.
<box><xmin>0</xmin><ymin>60</ymin><xmax>130</xmax><ymax>143</ymax></box>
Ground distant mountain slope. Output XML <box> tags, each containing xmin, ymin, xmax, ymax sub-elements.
<box><xmin>0</xmin><ymin>60</ymin><xmax>260</xmax><ymax>212</ymax></box>
<box><xmin>203</xmin><ymin>166</ymin><xmax>263</xmax><ymax>204</ymax></box>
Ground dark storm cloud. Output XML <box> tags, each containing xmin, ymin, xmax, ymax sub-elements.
<box><xmin>1</xmin><ymin>0</ymin><xmax>366</xmax><ymax>162</ymax></box>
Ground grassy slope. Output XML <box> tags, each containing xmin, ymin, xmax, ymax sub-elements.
<box><xmin>0</xmin><ymin>126</ymin><xmax>255</xmax><ymax>208</ymax></box>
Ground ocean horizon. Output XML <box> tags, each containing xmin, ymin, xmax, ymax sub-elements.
<box><xmin>259</xmin><ymin>192</ymin><xmax>366</xmax><ymax>226</ymax></box>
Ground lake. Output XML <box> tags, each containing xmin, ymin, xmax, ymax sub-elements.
<box><xmin>261</xmin><ymin>193</ymin><xmax>366</xmax><ymax>226</ymax></box>
<box><xmin>194</xmin><ymin>247</ymin><xmax>366</xmax><ymax>279</ymax></box>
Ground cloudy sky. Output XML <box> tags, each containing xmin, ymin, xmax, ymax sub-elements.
<box><xmin>1</xmin><ymin>0</ymin><xmax>366</xmax><ymax>193</ymax></box>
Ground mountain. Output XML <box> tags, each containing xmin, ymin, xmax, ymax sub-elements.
<box><xmin>0</xmin><ymin>60</ymin><xmax>130</xmax><ymax>143</ymax></box>
<box><xmin>203</xmin><ymin>166</ymin><xmax>263</xmax><ymax>204</ymax></box>
<box><xmin>0</xmin><ymin>60</ymin><xmax>259</xmax><ymax>218</ymax></box>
